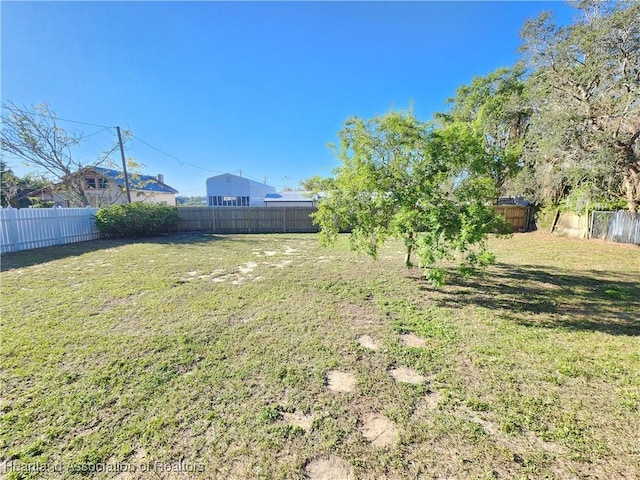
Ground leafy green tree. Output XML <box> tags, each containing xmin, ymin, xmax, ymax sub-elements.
<box><xmin>0</xmin><ymin>161</ymin><xmax>20</xmax><ymax>207</ymax></box>
<box><xmin>438</xmin><ymin>67</ymin><xmax>529</xmax><ymax>201</ymax></box>
<box><xmin>313</xmin><ymin>110</ymin><xmax>507</xmax><ymax>286</ymax></box>
<box><xmin>176</xmin><ymin>195</ymin><xmax>207</xmax><ymax>205</ymax></box>
<box><xmin>0</xmin><ymin>161</ymin><xmax>49</xmax><ymax>207</ymax></box>
<box><xmin>299</xmin><ymin>175</ymin><xmax>336</xmax><ymax>192</ymax></box>
<box><xmin>519</xmin><ymin>0</ymin><xmax>640</xmax><ymax>211</ymax></box>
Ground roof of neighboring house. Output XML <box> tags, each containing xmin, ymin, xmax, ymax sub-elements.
<box><xmin>89</xmin><ymin>167</ymin><xmax>178</xmax><ymax>194</ymax></box>
<box><xmin>264</xmin><ymin>191</ymin><xmax>321</xmax><ymax>202</ymax></box>
<box><xmin>206</xmin><ymin>173</ymin><xmax>275</xmax><ymax>190</ymax></box>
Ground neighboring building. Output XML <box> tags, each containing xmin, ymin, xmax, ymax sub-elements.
<box><xmin>263</xmin><ymin>191</ymin><xmax>322</xmax><ymax>207</ymax></box>
<box><xmin>29</xmin><ymin>166</ymin><xmax>178</xmax><ymax>207</ymax></box>
<box><xmin>206</xmin><ymin>173</ymin><xmax>275</xmax><ymax>207</ymax></box>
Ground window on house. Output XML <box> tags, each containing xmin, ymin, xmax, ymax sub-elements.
<box><xmin>210</xmin><ymin>195</ymin><xmax>249</xmax><ymax>206</ymax></box>
<box><xmin>86</xmin><ymin>178</ymin><xmax>96</xmax><ymax>189</ymax></box>
<box><xmin>98</xmin><ymin>178</ymin><xmax>107</xmax><ymax>189</ymax></box>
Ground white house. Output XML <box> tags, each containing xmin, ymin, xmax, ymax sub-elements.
<box><xmin>206</xmin><ymin>173</ymin><xmax>275</xmax><ymax>207</ymax></box>
<box><xmin>29</xmin><ymin>166</ymin><xmax>178</xmax><ymax>207</ymax></box>
<box><xmin>263</xmin><ymin>191</ymin><xmax>322</xmax><ymax>207</ymax></box>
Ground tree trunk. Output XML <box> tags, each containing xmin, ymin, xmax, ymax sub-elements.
<box><xmin>404</xmin><ymin>244</ymin><xmax>413</xmax><ymax>268</ymax></box>
<box><xmin>621</xmin><ymin>142</ymin><xmax>640</xmax><ymax>213</ymax></box>
<box><xmin>404</xmin><ymin>232</ymin><xmax>414</xmax><ymax>268</ymax></box>
<box><xmin>622</xmin><ymin>167</ymin><xmax>639</xmax><ymax>213</ymax></box>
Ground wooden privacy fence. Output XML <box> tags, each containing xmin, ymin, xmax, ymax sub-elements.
<box><xmin>551</xmin><ymin>212</ymin><xmax>590</xmax><ymax>238</ymax></box>
<box><xmin>177</xmin><ymin>206</ymin><xmax>320</xmax><ymax>233</ymax></box>
<box><xmin>11</xmin><ymin>205</ymin><xmax>634</xmax><ymax>254</ymax></box>
<box><xmin>0</xmin><ymin>207</ymin><xmax>100</xmax><ymax>253</ymax></box>
<box><xmin>492</xmin><ymin>205</ymin><xmax>531</xmax><ymax>232</ymax></box>
<box><xmin>179</xmin><ymin>206</ymin><xmax>533</xmax><ymax>235</ymax></box>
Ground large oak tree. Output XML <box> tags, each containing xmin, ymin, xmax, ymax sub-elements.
<box><xmin>520</xmin><ymin>0</ymin><xmax>640</xmax><ymax>211</ymax></box>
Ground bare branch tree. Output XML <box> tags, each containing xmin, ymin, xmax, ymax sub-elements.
<box><xmin>1</xmin><ymin>102</ymin><xmax>121</xmax><ymax>206</ymax></box>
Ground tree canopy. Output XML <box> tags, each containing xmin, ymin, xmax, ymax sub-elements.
<box><xmin>437</xmin><ymin>67</ymin><xmax>529</xmax><ymax>201</ymax></box>
<box><xmin>0</xmin><ymin>161</ymin><xmax>49</xmax><ymax>207</ymax></box>
<box><xmin>313</xmin><ymin>110</ymin><xmax>507</xmax><ymax>286</ymax></box>
<box><xmin>519</xmin><ymin>0</ymin><xmax>640</xmax><ymax>211</ymax></box>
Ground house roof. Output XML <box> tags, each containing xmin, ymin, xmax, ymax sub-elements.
<box><xmin>89</xmin><ymin>167</ymin><xmax>178</xmax><ymax>194</ymax></box>
<box><xmin>264</xmin><ymin>191</ymin><xmax>320</xmax><ymax>202</ymax></box>
<box><xmin>206</xmin><ymin>173</ymin><xmax>275</xmax><ymax>191</ymax></box>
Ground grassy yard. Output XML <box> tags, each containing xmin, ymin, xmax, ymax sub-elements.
<box><xmin>1</xmin><ymin>232</ymin><xmax>639</xmax><ymax>479</ymax></box>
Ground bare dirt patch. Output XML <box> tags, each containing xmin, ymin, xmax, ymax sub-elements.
<box><xmin>411</xmin><ymin>391</ymin><xmax>443</xmax><ymax>421</ymax></box>
<box><xmin>267</xmin><ymin>259</ymin><xmax>294</xmax><ymax>269</ymax></box>
<box><xmin>326</xmin><ymin>370</ymin><xmax>357</xmax><ymax>392</ymax></box>
<box><xmin>303</xmin><ymin>455</ymin><xmax>355</xmax><ymax>480</ymax></box>
<box><xmin>389</xmin><ymin>366</ymin><xmax>426</xmax><ymax>384</ymax></box>
<box><xmin>238</xmin><ymin>261</ymin><xmax>257</xmax><ymax>274</ymax></box>
<box><xmin>283</xmin><ymin>245</ymin><xmax>298</xmax><ymax>255</ymax></box>
<box><xmin>316</xmin><ymin>255</ymin><xmax>335</xmax><ymax>264</ymax></box>
<box><xmin>399</xmin><ymin>333</ymin><xmax>427</xmax><ymax>348</ymax></box>
<box><xmin>357</xmin><ymin>334</ymin><xmax>379</xmax><ymax>351</ymax></box>
<box><xmin>283</xmin><ymin>411</ymin><xmax>313</xmax><ymax>431</ymax></box>
<box><xmin>359</xmin><ymin>413</ymin><xmax>397</xmax><ymax>448</ymax></box>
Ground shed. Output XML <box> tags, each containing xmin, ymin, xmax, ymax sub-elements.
<box><xmin>206</xmin><ymin>173</ymin><xmax>275</xmax><ymax>207</ymax></box>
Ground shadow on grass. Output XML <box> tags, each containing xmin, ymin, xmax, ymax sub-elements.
<box><xmin>0</xmin><ymin>233</ymin><xmax>226</xmax><ymax>272</ymax></box>
<box><xmin>419</xmin><ymin>263</ymin><xmax>640</xmax><ymax>336</ymax></box>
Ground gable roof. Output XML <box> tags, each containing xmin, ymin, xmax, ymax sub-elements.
<box><xmin>88</xmin><ymin>166</ymin><xmax>178</xmax><ymax>194</ymax></box>
<box><xmin>206</xmin><ymin>173</ymin><xmax>275</xmax><ymax>191</ymax></box>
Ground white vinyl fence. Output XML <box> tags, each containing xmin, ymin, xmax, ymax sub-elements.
<box><xmin>0</xmin><ymin>207</ymin><xmax>100</xmax><ymax>253</ymax></box>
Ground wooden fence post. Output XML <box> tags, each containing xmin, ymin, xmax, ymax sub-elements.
<box><xmin>283</xmin><ymin>207</ymin><xmax>287</xmax><ymax>233</ymax></box>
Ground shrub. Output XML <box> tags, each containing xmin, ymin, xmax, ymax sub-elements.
<box><xmin>95</xmin><ymin>202</ymin><xmax>179</xmax><ymax>238</ymax></box>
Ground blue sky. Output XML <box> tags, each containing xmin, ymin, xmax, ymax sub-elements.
<box><xmin>2</xmin><ymin>1</ymin><xmax>576</xmax><ymax>196</ymax></box>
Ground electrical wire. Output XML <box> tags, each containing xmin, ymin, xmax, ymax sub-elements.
<box><xmin>0</xmin><ymin>104</ymin><xmax>113</xmax><ymax>129</ymax></box>
<box><xmin>77</xmin><ymin>127</ymin><xmax>114</xmax><ymax>141</ymax></box>
<box><xmin>129</xmin><ymin>133</ymin><xmax>227</xmax><ymax>174</ymax></box>
<box><xmin>2</xmin><ymin>105</ymin><xmax>298</xmax><ymax>189</ymax></box>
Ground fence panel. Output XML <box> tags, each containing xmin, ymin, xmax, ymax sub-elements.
<box><xmin>493</xmin><ymin>205</ymin><xmax>529</xmax><ymax>232</ymax></box>
<box><xmin>591</xmin><ymin>211</ymin><xmax>640</xmax><ymax>245</ymax></box>
<box><xmin>0</xmin><ymin>207</ymin><xmax>99</xmax><ymax>253</ymax></box>
<box><xmin>552</xmin><ymin>212</ymin><xmax>590</xmax><ymax>238</ymax></box>
<box><xmin>177</xmin><ymin>207</ymin><xmax>320</xmax><ymax>234</ymax></box>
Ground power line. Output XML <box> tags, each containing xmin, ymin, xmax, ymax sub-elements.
<box><xmin>0</xmin><ymin>104</ymin><xmax>113</xmax><ymax>129</ymax></box>
<box><xmin>129</xmin><ymin>133</ymin><xmax>227</xmax><ymax>174</ymax></box>
<box><xmin>77</xmin><ymin>127</ymin><xmax>113</xmax><ymax>141</ymax></box>
<box><xmin>2</xmin><ymin>105</ymin><xmax>297</xmax><ymax>187</ymax></box>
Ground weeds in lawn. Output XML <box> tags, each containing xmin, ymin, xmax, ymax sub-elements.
<box><xmin>1</xmin><ymin>232</ymin><xmax>638</xmax><ymax>479</ymax></box>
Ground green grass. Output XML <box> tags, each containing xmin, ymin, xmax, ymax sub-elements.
<box><xmin>1</xmin><ymin>232</ymin><xmax>639</xmax><ymax>479</ymax></box>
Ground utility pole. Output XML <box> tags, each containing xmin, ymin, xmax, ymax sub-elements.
<box><xmin>116</xmin><ymin>126</ymin><xmax>132</xmax><ymax>204</ymax></box>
